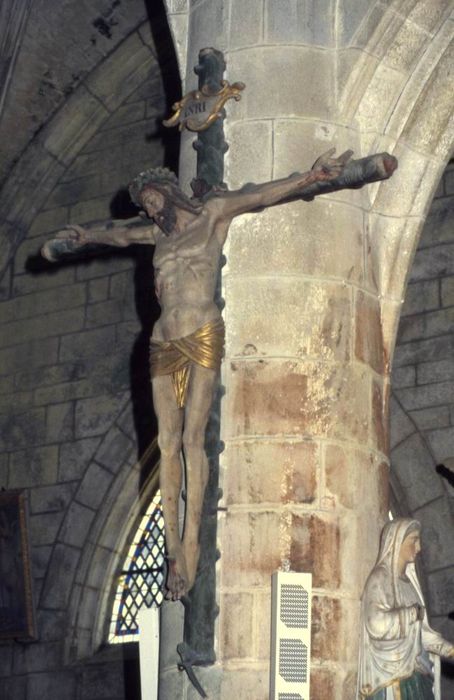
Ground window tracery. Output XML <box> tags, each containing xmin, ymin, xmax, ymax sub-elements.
<box><xmin>109</xmin><ymin>490</ymin><xmax>165</xmax><ymax>644</ymax></box>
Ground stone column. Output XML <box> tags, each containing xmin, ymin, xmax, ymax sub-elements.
<box><xmin>160</xmin><ymin>2</ymin><xmax>390</xmax><ymax>698</ymax></box>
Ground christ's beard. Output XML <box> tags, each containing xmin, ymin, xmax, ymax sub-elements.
<box><xmin>155</xmin><ymin>204</ymin><xmax>177</xmax><ymax>235</ymax></box>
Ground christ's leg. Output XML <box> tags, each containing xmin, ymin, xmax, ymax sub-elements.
<box><xmin>152</xmin><ymin>374</ymin><xmax>186</xmax><ymax>600</ymax></box>
<box><xmin>181</xmin><ymin>364</ymin><xmax>218</xmax><ymax>591</ymax></box>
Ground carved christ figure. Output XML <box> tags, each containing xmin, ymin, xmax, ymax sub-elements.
<box><xmin>42</xmin><ymin>149</ymin><xmax>396</xmax><ymax>600</ymax></box>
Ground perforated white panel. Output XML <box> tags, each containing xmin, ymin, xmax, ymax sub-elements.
<box><xmin>270</xmin><ymin>572</ymin><xmax>312</xmax><ymax>700</ymax></box>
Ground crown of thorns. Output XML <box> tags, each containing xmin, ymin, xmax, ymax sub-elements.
<box><xmin>129</xmin><ymin>167</ymin><xmax>179</xmax><ymax>206</ymax></box>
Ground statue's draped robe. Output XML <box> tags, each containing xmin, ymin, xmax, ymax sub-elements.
<box><xmin>357</xmin><ymin>519</ymin><xmax>453</xmax><ymax>699</ymax></box>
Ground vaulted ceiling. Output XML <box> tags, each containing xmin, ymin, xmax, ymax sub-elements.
<box><xmin>0</xmin><ymin>0</ymin><xmax>179</xmax><ymax>189</ymax></box>
<box><xmin>0</xmin><ymin>0</ymin><xmax>180</xmax><ymax>287</ymax></box>
<box><xmin>1</xmin><ymin>1</ymin><xmax>141</xmax><ymax>185</ymax></box>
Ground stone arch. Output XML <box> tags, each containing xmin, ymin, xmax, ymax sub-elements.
<box><xmin>390</xmin><ymin>392</ymin><xmax>448</xmax><ymax>516</ymax></box>
<box><xmin>64</xmin><ymin>413</ymin><xmax>160</xmax><ymax>660</ymax></box>
<box><xmin>162</xmin><ymin>0</ymin><xmax>189</xmax><ymax>79</ymax></box>
<box><xmin>37</xmin><ymin>395</ymin><xmax>161</xmax><ymax>662</ymax></box>
<box><xmin>0</xmin><ymin>19</ymin><xmax>169</xmax><ymax>283</ymax></box>
<box><xmin>335</xmin><ymin>4</ymin><xmax>454</xmax><ymax>688</ymax></box>
<box><xmin>338</xmin><ymin>0</ymin><xmax>453</xmax><ymax>354</ymax></box>
<box><xmin>389</xmin><ymin>159</ymin><xmax>454</xmax><ymax>671</ymax></box>
<box><xmin>344</xmin><ymin>6</ymin><xmax>454</xmax><ymax>666</ymax></box>
<box><xmin>91</xmin><ymin>444</ymin><xmax>161</xmax><ymax>652</ymax></box>
<box><xmin>390</xmin><ymin>391</ymin><xmax>453</xmax><ymax>630</ymax></box>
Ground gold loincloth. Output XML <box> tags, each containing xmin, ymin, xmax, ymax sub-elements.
<box><xmin>149</xmin><ymin>318</ymin><xmax>225</xmax><ymax>408</ymax></box>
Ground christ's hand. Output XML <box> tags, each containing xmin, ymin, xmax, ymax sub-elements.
<box><xmin>311</xmin><ymin>147</ymin><xmax>354</xmax><ymax>181</ymax></box>
<box><xmin>41</xmin><ymin>225</ymin><xmax>90</xmax><ymax>261</ymax></box>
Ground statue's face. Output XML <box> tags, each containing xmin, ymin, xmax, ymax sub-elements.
<box><xmin>140</xmin><ymin>188</ymin><xmax>165</xmax><ymax>218</ymax></box>
<box><xmin>140</xmin><ymin>186</ymin><xmax>176</xmax><ymax>236</ymax></box>
<box><xmin>399</xmin><ymin>531</ymin><xmax>421</xmax><ymax>566</ymax></box>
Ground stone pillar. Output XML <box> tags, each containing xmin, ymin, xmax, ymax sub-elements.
<box><xmin>160</xmin><ymin>2</ymin><xmax>390</xmax><ymax>698</ymax></box>
<box><xmin>219</xmin><ymin>144</ymin><xmax>388</xmax><ymax>697</ymax></box>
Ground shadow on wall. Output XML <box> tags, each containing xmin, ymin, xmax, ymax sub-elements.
<box><xmin>24</xmin><ymin>0</ymin><xmax>182</xmax><ymax>475</ymax></box>
<box><xmin>435</xmin><ymin>454</ymin><xmax>454</xmax><ymax>693</ymax></box>
<box><xmin>436</xmin><ymin>463</ymin><xmax>454</xmax><ymax>489</ymax></box>
<box><xmin>435</xmin><ymin>460</ymin><xmax>454</xmax><ymax>687</ymax></box>
<box><xmin>112</xmin><ymin>0</ymin><xmax>182</xmax><ymax>476</ymax></box>
<box><xmin>144</xmin><ymin>0</ymin><xmax>181</xmax><ymax>173</ymax></box>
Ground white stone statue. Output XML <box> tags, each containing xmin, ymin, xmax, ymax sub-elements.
<box><xmin>357</xmin><ymin>518</ymin><xmax>454</xmax><ymax>699</ymax></box>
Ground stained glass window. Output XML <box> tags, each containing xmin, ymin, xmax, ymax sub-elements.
<box><xmin>109</xmin><ymin>490</ymin><xmax>165</xmax><ymax>644</ymax></box>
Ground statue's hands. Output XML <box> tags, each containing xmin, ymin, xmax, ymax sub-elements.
<box><xmin>409</xmin><ymin>603</ymin><xmax>425</xmax><ymax>622</ymax></box>
<box><xmin>311</xmin><ymin>148</ymin><xmax>354</xmax><ymax>181</ymax></box>
<box><xmin>58</xmin><ymin>224</ymin><xmax>89</xmax><ymax>241</ymax></box>
<box><xmin>41</xmin><ymin>225</ymin><xmax>90</xmax><ymax>261</ymax></box>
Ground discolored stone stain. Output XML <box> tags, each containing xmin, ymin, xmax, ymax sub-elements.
<box><xmin>342</xmin><ymin>671</ymin><xmax>358</xmax><ymax>700</ymax></box>
<box><xmin>325</xmin><ymin>444</ymin><xmax>383</xmax><ymax>509</ymax></box>
<box><xmin>242</xmin><ymin>343</ymin><xmax>257</xmax><ymax>356</ymax></box>
<box><xmin>248</xmin><ymin>511</ymin><xmax>282</xmax><ymax>575</ymax></box>
<box><xmin>377</xmin><ymin>460</ymin><xmax>390</xmax><ymax>514</ymax></box>
<box><xmin>372</xmin><ymin>379</ymin><xmax>387</xmax><ymax>453</ymax></box>
<box><xmin>223</xmin><ymin>440</ymin><xmax>317</xmax><ymax>506</ymax></box>
<box><xmin>92</xmin><ymin>18</ymin><xmax>115</xmax><ymax>39</ymax></box>
<box><xmin>37</xmin><ymin>70</ymin><xmax>61</xmax><ymax>98</ymax></box>
<box><xmin>310</xmin><ymin>667</ymin><xmax>336</xmax><ymax>700</ymax></box>
<box><xmin>325</xmin><ymin>444</ymin><xmax>354</xmax><ymax>509</ymax></box>
<box><xmin>231</xmin><ymin>359</ymin><xmax>368</xmax><ymax>440</ymax></box>
<box><xmin>92</xmin><ymin>2</ymin><xmax>121</xmax><ymax>40</ymax></box>
<box><xmin>222</xmin><ymin>510</ymin><xmax>282</xmax><ymax>587</ymax></box>
<box><xmin>221</xmin><ymin>591</ymin><xmax>253</xmax><ymax>659</ymax></box>
<box><xmin>320</xmin><ymin>296</ymin><xmax>350</xmax><ymax>360</ymax></box>
<box><xmin>289</xmin><ymin>513</ymin><xmax>340</xmax><ymax>588</ymax></box>
<box><xmin>282</xmin><ymin>454</ymin><xmax>317</xmax><ymax>504</ymax></box>
<box><xmin>232</xmin><ymin>362</ymin><xmax>309</xmax><ymax>434</ymax></box>
<box><xmin>265</xmin><ymin>370</ymin><xmax>308</xmax><ymax>419</ymax></box>
<box><xmin>355</xmin><ymin>290</ymin><xmax>385</xmax><ymax>374</ymax></box>
<box><xmin>311</xmin><ymin>595</ymin><xmax>342</xmax><ymax>660</ymax></box>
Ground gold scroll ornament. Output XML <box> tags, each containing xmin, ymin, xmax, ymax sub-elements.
<box><xmin>163</xmin><ymin>80</ymin><xmax>245</xmax><ymax>132</ymax></box>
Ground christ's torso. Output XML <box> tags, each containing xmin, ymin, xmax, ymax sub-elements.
<box><xmin>151</xmin><ymin>206</ymin><xmax>229</xmax><ymax>340</ymax></box>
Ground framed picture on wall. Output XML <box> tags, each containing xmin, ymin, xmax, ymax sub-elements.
<box><xmin>0</xmin><ymin>490</ymin><xmax>36</xmax><ymax>640</ymax></box>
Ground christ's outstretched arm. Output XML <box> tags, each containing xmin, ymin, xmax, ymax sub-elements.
<box><xmin>41</xmin><ymin>216</ymin><xmax>158</xmax><ymax>262</ymax></box>
<box><xmin>212</xmin><ymin>148</ymin><xmax>397</xmax><ymax>222</ymax></box>
<box><xmin>214</xmin><ymin>148</ymin><xmax>353</xmax><ymax>219</ymax></box>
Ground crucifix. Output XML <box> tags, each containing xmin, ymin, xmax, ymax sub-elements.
<box><xmin>41</xmin><ymin>46</ymin><xmax>397</xmax><ymax>694</ymax></box>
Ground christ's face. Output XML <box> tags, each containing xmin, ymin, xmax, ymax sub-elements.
<box><xmin>140</xmin><ymin>188</ymin><xmax>165</xmax><ymax>218</ymax></box>
<box><xmin>140</xmin><ymin>187</ymin><xmax>176</xmax><ymax>236</ymax></box>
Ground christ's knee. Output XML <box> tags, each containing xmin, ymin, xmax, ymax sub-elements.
<box><xmin>182</xmin><ymin>424</ymin><xmax>205</xmax><ymax>459</ymax></box>
<box><xmin>182</xmin><ymin>426</ymin><xmax>208</xmax><ymax>485</ymax></box>
<box><xmin>158</xmin><ymin>431</ymin><xmax>181</xmax><ymax>465</ymax></box>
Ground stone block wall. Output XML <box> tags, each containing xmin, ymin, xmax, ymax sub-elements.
<box><xmin>0</xmin><ymin>40</ymin><xmax>170</xmax><ymax>698</ymax></box>
<box><xmin>391</xmin><ymin>160</ymin><xmax>454</xmax><ymax>696</ymax></box>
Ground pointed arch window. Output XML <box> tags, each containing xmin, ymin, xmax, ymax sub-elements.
<box><xmin>108</xmin><ymin>489</ymin><xmax>165</xmax><ymax>644</ymax></box>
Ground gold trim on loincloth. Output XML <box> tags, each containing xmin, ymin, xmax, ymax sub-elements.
<box><xmin>149</xmin><ymin>318</ymin><xmax>225</xmax><ymax>408</ymax></box>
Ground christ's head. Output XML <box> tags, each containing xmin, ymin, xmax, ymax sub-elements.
<box><xmin>139</xmin><ymin>185</ymin><xmax>176</xmax><ymax>235</ymax></box>
<box><xmin>129</xmin><ymin>167</ymin><xmax>202</xmax><ymax>235</ymax></box>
